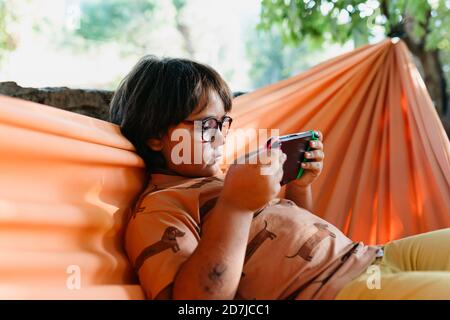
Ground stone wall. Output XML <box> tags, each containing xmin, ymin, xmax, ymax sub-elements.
<box><xmin>0</xmin><ymin>81</ymin><xmax>448</xmax><ymax>138</ymax></box>
<box><xmin>0</xmin><ymin>82</ymin><xmax>114</xmax><ymax>121</ymax></box>
<box><xmin>0</xmin><ymin>82</ymin><xmax>248</xmax><ymax>122</ymax></box>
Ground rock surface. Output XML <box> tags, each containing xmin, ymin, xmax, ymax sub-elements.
<box><xmin>0</xmin><ymin>82</ymin><xmax>248</xmax><ymax>122</ymax></box>
<box><xmin>0</xmin><ymin>81</ymin><xmax>114</xmax><ymax>121</ymax></box>
<box><xmin>1</xmin><ymin>81</ymin><xmax>447</xmax><ymax>138</ymax></box>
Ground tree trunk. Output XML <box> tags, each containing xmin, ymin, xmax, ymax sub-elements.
<box><xmin>416</xmin><ymin>49</ymin><xmax>448</xmax><ymax>117</ymax></box>
<box><xmin>401</xmin><ymin>36</ymin><xmax>450</xmax><ymax>137</ymax></box>
<box><xmin>381</xmin><ymin>2</ymin><xmax>449</xmax><ymax>118</ymax></box>
<box><xmin>173</xmin><ymin>2</ymin><xmax>195</xmax><ymax>58</ymax></box>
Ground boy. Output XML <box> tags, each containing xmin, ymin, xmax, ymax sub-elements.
<box><xmin>110</xmin><ymin>56</ymin><xmax>450</xmax><ymax>300</ymax></box>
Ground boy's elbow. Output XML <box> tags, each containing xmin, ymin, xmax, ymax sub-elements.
<box><xmin>154</xmin><ymin>284</ymin><xmax>173</xmax><ymax>300</ymax></box>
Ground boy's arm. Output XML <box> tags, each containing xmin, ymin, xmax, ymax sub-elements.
<box><xmin>167</xmin><ymin>149</ymin><xmax>285</xmax><ymax>300</ymax></box>
<box><xmin>285</xmin><ymin>184</ymin><xmax>314</xmax><ymax>212</ymax></box>
<box><xmin>171</xmin><ymin>196</ymin><xmax>253</xmax><ymax>300</ymax></box>
<box><xmin>155</xmin><ymin>284</ymin><xmax>172</xmax><ymax>299</ymax></box>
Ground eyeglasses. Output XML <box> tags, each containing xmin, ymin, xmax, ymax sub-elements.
<box><xmin>181</xmin><ymin>115</ymin><xmax>233</xmax><ymax>142</ymax></box>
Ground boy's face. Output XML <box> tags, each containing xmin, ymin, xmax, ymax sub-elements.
<box><xmin>147</xmin><ymin>90</ymin><xmax>228</xmax><ymax>177</ymax></box>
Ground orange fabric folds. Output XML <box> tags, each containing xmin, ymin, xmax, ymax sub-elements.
<box><xmin>0</xmin><ymin>38</ymin><xmax>449</xmax><ymax>299</ymax></box>
<box><xmin>0</xmin><ymin>96</ymin><xmax>147</xmax><ymax>299</ymax></box>
<box><xmin>223</xmin><ymin>38</ymin><xmax>450</xmax><ymax>245</ymax></box>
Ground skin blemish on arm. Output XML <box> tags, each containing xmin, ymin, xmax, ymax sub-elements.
<box><xmin>203</xmin><ymin>285</ymin><xmax>213</xmax><ymax>293</ymax></box>
<box><xmin>208</xmin><ymin>263</ymin><xmax>227</xmax><ymax>281</ymax></box>
<box><xmin>201</xmin><ymin>263</ymin><xmax>227</xmax><ymax>294</ymax></box>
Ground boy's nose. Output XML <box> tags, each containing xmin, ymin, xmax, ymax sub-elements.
<box><xmin>211</xmin><ymin>127</ymin><xmax>226</xmax><ymax>147</ymax></box>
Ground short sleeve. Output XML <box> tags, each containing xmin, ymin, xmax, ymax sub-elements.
<box><xmin>124</xmin><ymin>211</ymin><xmax>199</xmax><ymax>299</ymax></box>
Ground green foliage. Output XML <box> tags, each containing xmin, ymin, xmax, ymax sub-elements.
<box><xmin>258</xmin><ymin>0</ymin><xmax>450</xmax><ymax>93</ymax></box>
<box><xmin>75</xmin><ymin>0</ymin><xmax>156</xmax><ymax>43</ymax></box>
<box><xmin>0</xmin><ymin>0</ymin><xmax>16</xmax><ymax>64</ymax></box>
<box><xmin>259</xmin><ymin>0</ymin><xmax>373</xmax><ymax>47</ymax></box>
<box><xmin>259</xmin><ymin>0</ymin><xmax>449</xmax><ymax>51</ymax></box>
<box><xmin>172</xmin><ymin>0</ymin><xmax>187</xmax><ymax>11</ymax></box>
<box><xmin>246</xmin><ymin>27</ymin><xmax>313</xmax><ymax>88</ymax></box>
<box><xmin>424</xmin><ymin>0</ymin><xmax>449</xmax><ymax>51</ymax></box>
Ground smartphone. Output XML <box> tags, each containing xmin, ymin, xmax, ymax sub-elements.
<box><xmin>266</xmin><ymin>130</ymin><xmax>319</xmax><ymax>186</ymax></box>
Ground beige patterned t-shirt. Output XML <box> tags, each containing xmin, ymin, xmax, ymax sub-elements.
<box><xmin>124</xmin><ymin>171</ymin><xmax>381</xmax><ymax>300</ymax></box>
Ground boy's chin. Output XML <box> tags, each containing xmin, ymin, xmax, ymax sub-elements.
<box><xmin>201</xmin><ymin>163</ymin><xmax>222</xmax><ymax>176</ymax></box>
<box><xmin>175</xmin><ymin>163</ymin><xmax>221</xmax><ymax>178</ymax></box>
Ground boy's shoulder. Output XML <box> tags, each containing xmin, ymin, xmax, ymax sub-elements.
<box><xmin>150</xmin><ymin>171</ymin><xmax>225</xmax><ymax>191</ymax></box>
<box><xmin>132</xmin><ymin>172</ymin><xmax>225</xmax><ymax>214</ymax></box>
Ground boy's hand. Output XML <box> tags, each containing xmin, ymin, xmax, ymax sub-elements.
<box><xmin>221</xmin><ymin>147</ymin><xmax>287</xmax><ymax>212</ymax></box>
<box><xmin>286</xmin><ymin>130</ymin><xmax>324</xmax><ymax>189</ymax></box>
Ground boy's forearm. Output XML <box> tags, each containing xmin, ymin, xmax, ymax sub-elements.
<box><xmin>285</xmin><ymin>184</ymin><xmax>314</xmax><ymax>212</ymax></box>
<box><xmin>172</xmin><ymin>197</ymin><xmax>253</xmax><ymax>300</ymax></box>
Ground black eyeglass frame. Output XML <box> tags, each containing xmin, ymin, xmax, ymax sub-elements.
<box><xmin>181</xmin><ymin>115</ymin><xmax>233</xmax><ymax>142</ymax></box>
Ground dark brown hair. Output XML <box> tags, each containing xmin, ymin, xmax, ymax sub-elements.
<box><xmin>109</xmin><ymin>55</ymin><xmax>233</xmax><ymax>173</ymax></box>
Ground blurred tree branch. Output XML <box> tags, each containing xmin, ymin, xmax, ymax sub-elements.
<box><xmin>259</xmin><ymin>0</ymin><xmax>449</xmax><ymax>118</ymax></box>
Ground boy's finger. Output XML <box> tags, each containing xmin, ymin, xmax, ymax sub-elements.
<box><xmin>260</xmin><ymin>156</ymin><xmax>281</xmax><ymax>176</ymax></box>
<box><xmin>301</xmin><ymin>161</ymin><xmax>322</xmax><ymax>170</ymax></box>
<box><xmin>305</xmin><ymin>150</ymin><xmax>324</xmax><ymax>160</ymax></box>
<box><xmin>310</xmin><ymin>140</ymin><xmax>323</xmax><ymax>150</ymax></box>
<box><xmin>315</xmin><ymin>130</ymin><xmax>324</xmax><ymax>142</ymax></box>
<box><xmin>276</xmin><ymin>169</ymin><xmax>283</xmax><ymax>183</ymax></box>
<box><xmin>280</xmin><ymin>151</ymin><xmax>287</xmax><ymax>164</ymax></box>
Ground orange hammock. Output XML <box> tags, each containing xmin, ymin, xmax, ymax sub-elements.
<box><xmin>224</xmin><ymin>38</ymin><xmax>450</xmax><ymax>244</ymax></box>
<box><xmin>0</xmin><ymin>38</ymin><xmax>448</xmax><ymax>299</ymax></box>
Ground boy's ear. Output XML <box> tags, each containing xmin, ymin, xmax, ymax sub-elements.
<box><xmin>147</xmin><ymin>137</ymin><xmax>164</xmax><ymax>151</ymax></box>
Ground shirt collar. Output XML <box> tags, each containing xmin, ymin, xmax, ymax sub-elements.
<box><xmin>149</xmin><ymin>168</ymin><xmax>226</xmax><ymax>187</ymax></box>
